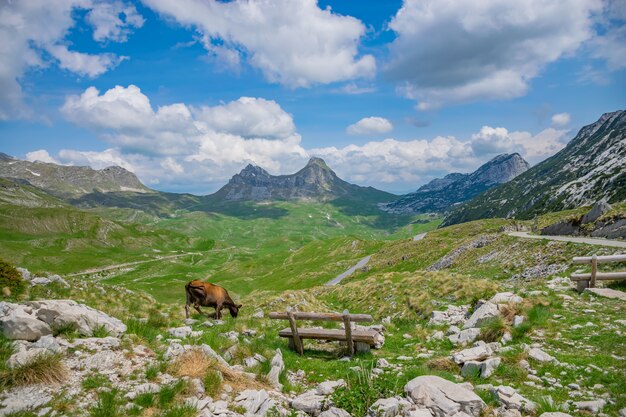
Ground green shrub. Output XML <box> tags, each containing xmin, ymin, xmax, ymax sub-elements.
<box><xmin>0</xmin><ymin>352</ymin><xmax>66</xmax><ymax>388</ymax></box>
<box><xmin>0</xmin><ymin>258</ymin><xmax>26</xmax><ymax>298</ymax></box>
<box><xmin>480</xmin><ymin>316</ymin><xmax>507</xmax><ymax>342</ymax></box>
<box><xmin>82</xmin><ymin>374</ymin><xmax>110</xmax><ymax>390</ymax></box>
<box><xmin>158</xmin><ymin>380</ymin><xmax>186</xmax><ymax>408</ymax></box>
<box><xmin>90</xmin><ymin>390</ymin><xmax>122</xmax><ymax>417</ymax></box>
<box><xmin>90</xmin><ymin>324</ymin><xmax>111</xmax><ymax>338</ymax></box>
<box><xmin>203</xmin><ymin>369</ymin><xmax>223</xmax><ymax>397</ymax></box>
<box><xmin>332</xmin><ymin>365</ymin><xmax>402</xmax><ymax>416</ymax></box>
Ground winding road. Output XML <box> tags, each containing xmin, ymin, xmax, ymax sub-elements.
<box><xmin>507</xmin><ymin>232</ymin><xmax>626</xmax><ymax>248</ymax></box>
<box><xmin>325</xmin><ymin>255</ymin><xmax>372</xmax><ymax>286</ymax></box>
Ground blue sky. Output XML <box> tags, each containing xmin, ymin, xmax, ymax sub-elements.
<box><xmin>0</xmin><ymin>0</ymin><xmax>624</xmax><ymax>194</ymax></box>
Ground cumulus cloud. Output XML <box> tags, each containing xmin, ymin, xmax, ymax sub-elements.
<box><xmin>347</xmin><ymin>117</ymin><xmax>393</xmax><ymax>136</ymax></box>
<box><xmin>386</xmin><ymin>0</ymin><xmax>601</xmax><ymax>109</ymax></box>
<box><xmin>551</xmin><ymin>113</ymin><xmax>571</xmax><ymax>126</ymax></box>
<box><xmin>25</xmin><ymin>150</ymin><xmax>60</xmax><ymax>164</ymax></box>
<box><xmin>86</xmin><ymin>1</ymin><xmax>145</xmax><ymax>43</ymax></box>
<box><xmin>57</xmin><ymin>84</ymin><xmax>569</xmax><ymax>193</ymax></box>
<box><xmin>142</xmin><ymin>0</ymin><xmax>375</xmax><ymax>87</ymax></box>
<box><xmin>0</xmin><ymin>0</ymin><xmax>141</xmax><ymax>120</ymax></box>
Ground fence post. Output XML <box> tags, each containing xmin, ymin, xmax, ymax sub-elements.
<box><xmin>342</xmin><ymin>309</ymin><xmax>354</xmax><ymax>356</ymax></box>
<box><xmin>590</xmin><ymin>255</ymin><xmax>598</xmax><ymax>288</ymax></box>
<box><xmin>287</xmin><ymin>308</ymin><xmax>304</xmax><ymax>355</ymax></box>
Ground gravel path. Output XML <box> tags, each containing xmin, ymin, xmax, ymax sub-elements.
<box><xmin>65</xmin><ymin>252</ymin><xmax>202</xmax><ymax>277</ymax></box>
<box><xmin>413</xmin><ymin>232</ymin><xmax>427</xmax><ymax>241</ymax></box>
<box><xmin>325</xmin><ymin>255</ymin><xmax>372</xmax><ymax>286</ymax></box>
<box><xmin>507</xmin><ymin>231</ymin><xmax>626</xmax><ymax>248</ymax></box>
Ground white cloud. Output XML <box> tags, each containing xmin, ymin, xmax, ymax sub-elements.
<box><xmin>142</xmin><ymin>0</ymin><xmax>375</xmax><ymax>88</ymax></box>
<box><xmin>86</xmin><ymin>1</ymin><xmax>144</xmax><ymax>43</ymax></box>
<box><xmin>57</xmin><ymin>84</ymin><xmax>569</xmax><ymax>193</ymax></box>
<box><xmin>551</xmin><ymin>112</ymin><xmax>571</xmax><ymax>126</ymax></box>
<box><xmin>347</xmin><ymin>117</ymin><xmax>393</xmax><ymax>136</ymax></box>
<box><xmin>333</xmin><ymin>83</ymin><xmax>376</xmax><ymax>95</ymax></box>
<box><xmin>25</xmin><ymin>150</ymin><xmax>60</xmax><ymax>164</ymax></box>
<box><xmin>0</xmin><ymin>0</ymin><xmax>141</xmax><ymax>120</ymax></box>
<box><xmin>386</xmin><ymin>0</ymin><xmax>601</xmax><ymax>109</ymax></box>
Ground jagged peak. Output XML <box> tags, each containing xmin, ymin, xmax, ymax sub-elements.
<box><xmin>305</xmin><ymin>157</ymin><xmax>330</xmax><ymax>169</ymax></box>
<box><xmin>238</xmin><ymin>163</ymin><xmax>270</xmax><ymax>177</ymax></box>
<box><xmin>0</xmin><ymin>152</ymin><xmax>15</xmax><ymax>161</ymax></box>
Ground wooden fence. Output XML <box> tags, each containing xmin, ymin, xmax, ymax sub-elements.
<box><xmin>570</xmin><ymin>254</ymin><xmax>626</xmax><ymax>292</ymax></box>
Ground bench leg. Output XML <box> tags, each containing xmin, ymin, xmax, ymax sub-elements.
<box><xmin>287</xmin><ymin>337</ymin><xmax>296</xmax><ymax>351</ymax></box>
<box><xmin>355</xmin><ymin>342</ymin><xmax>370</xmax><ymax>354</ymax></box>
<box><xmin>577</xmin><ymin>280</ymin><xmax>589</xmax><ymax>293</ymax></box>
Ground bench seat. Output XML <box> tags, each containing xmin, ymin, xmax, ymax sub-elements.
<box><xmin>278</xmin><ymin>327</ymin><xmax>378</xmax><ymax>345</ymax></box>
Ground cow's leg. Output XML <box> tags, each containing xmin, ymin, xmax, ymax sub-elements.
<box><xmin>185</xmin><ymin>303</ymin><xmax>190</xmax><ymax>319</ymax></box>
<box><xmin>215</xmin><ymin>303</ymin><xmax>223</xmax><ymax>320</ymax></box>
<box><xmin>194</xmin><ymin>303</ymin><xmax>203</xmax><ymax>315</ymax></box>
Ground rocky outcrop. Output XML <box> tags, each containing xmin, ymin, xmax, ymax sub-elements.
<box><xmin>404</xmin><ymin>375</ymin><xmax>486</xmax><ymax>417</ymax></box>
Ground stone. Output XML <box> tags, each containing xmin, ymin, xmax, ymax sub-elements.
<box><xmin>7</xmin><ymin>348</ymin><xmax>50</xmax><ymax>368</ymax></box>
<box><xmin>291</xmin><ymin>391</ymin><xmax>327</xmax><ymax>415</ymax></box>
<box><xmin>319</xmin><ymin>407</ymin><xmax>351</xmax><ymax>417</ymax></box>
<box><xmin>581</xmin><ymin>200</ymin><xmax>611</xmax><ymax>224</ymax></box>
<box><xmin>429</xmin><ymin>330</ymin><xmax>445</xmax><ymax>341</ymax></box>
<box><xmin>539</xmin><ymin>413</ymin><xmax>573</xmax><ymax>417</ymax></box>
<box><xmin>0</xmin><ymin>302</ymin><xmax>52</xmax><ymax>341</ymax></box>
<box><xmin>463</xmin><ymin>302</ymin><xmax>500</xmax><ymax>329</ymax></box>
<box><xmin>449</xmin><ymin>328</ymin><xmax>481</xmax><ymax>346</ymax></box>
<box><xmin>367</xmin><ymin>397</ymin><xmax>412</xmax><ymax>417</ymax></box>
<box><xmin>28</xmin><ymin>300</ymin><xmax>126</xmax><ymax>337</ymax></box>
<box><xmin>267</xmin><ymin>348</ymin><xmax>284</xmax><ymax>391</ymax></box>
<box><xmin>404</xmin><ymin>375</ymin><xmax>485</xmax><ymax>417</ymax></box>
<box><xmin>252</xmin><ymin>309</ymin><xmax>264</xmax><ymax>318</ymax></box>
<box><xmin>32</xmin><ymin>334</ymin><xmax>64</xmax><ymax>353</ymax></box>
<box><xmin>377</xmin><ymin>358</ymin><xmax>391</xmax><ymax>368</ymax></box>
<box><xmin>490</xmin><ymin>386</ymin><xmax>535</xmax><ymax>412</ymax></box>
<box><xmin>461</xmin><ymin>361</ymin><xmax>482</xmax><ymax>378</ymax></box>
<box><xmin>574</xmin><ymin>399</ymin><xmax>606</xmax><ymax>413</ymax></box>
<box><xmin>618</xmin><ymin>408</ymin><xmax>626</xmax><ymax>417</ymax></box>
<box><xmin>316</xmin><ymin>379</ymin><xmax>345</xmax><ymax>395</ymax></box>
<box><xmin>168</xmin><ymin>326</ymin><xmax>193</xmax><ymax>338</ymax></box>
<box><xmin>452</xmin><ymin>344</ymin><xmax>493</xmax><ymax>364</ymax></box>
<box><xmin>500</xmin><ymin>332</ymin><xmax>512</xmax><ymax>345</ymax></box>
<box><xmin>0</xmin><ymin>386</ymin><xmax>53</xmax><ymax>415</ymax></box>
<box><xmin>234</xmin><ymin>389</ymin><xmax>275</xmax><ymax>416</ymax></box>
<box><xmin>429</xmin><ymin>305</ymin><xmax>470</xmax><ymax>326</ymax></box>
<box><xmin>406</xmin><ymin>409</ymin><xmax>434</xmax><ymax>417</ymax></box>
<box><xmin>481</xmin><ymin>357</ymin><xmax>501</xmax><ymax>378</ymax></box>
<box><xmin>584</xmin><ymin>288</ymin><xmax>626</xmax><ymax>301</ymax></box>
<box><xmin>512</xmin><ymin>316</ymin><xmax>524</xmax><ymax>328</ymax></box>
<box><xmin>489</xmin><ymin>293</ymin><xmax>523</xmax><ymax>304</ymax></box>
<box><xmin>528</xmin><ymin>348</ymin><xmax>556</xmax><ymax>363</ymax></box>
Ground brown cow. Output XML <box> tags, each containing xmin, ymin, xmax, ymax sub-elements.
<box><xmin>185</xmin><ymin>280</ymin><xmax>242</xmax><ymax>319</ymax></box>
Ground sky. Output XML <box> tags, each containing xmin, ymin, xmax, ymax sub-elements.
<box><xmin>0</xmin><ymin>0</ymin><xmax>624</xmax><ymax>195</ymax></box>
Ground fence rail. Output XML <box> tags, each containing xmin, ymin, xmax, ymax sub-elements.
<box><xmin>570</xmin><ymin>254</ymin><xmax>626</xmax><ymax>292</ymax></box>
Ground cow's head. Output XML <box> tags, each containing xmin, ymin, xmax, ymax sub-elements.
<box><xmin>228</xmin><ymin>303</ymin><xmax>243</xmax><ymax>318</ymax></box>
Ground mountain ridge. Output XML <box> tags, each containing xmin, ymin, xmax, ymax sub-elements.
<box><xmin>443</xmin><ymin>110</ymin><xmax>626</xmax><ymax>225</ymax></box>
<box><xmin>381</xmin><ymin>153</ymin><xmax>530</xmax><ymax>214</ymax></box>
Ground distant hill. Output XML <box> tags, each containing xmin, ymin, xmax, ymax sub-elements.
<box><xmin>208</xmin><ymin>157</ymin><xmax>396</xmax><ymax>204</ymax></box>
<box><xmin>381</xmin><ymin>153</ymin><xmax>529</xmax><ymax>214</ymax></box>
<box><xmin>443</xmin><ymin>110</ymin><xmax>626</xmax><ymax>226</ymax></box>
<box><xmin>0</xmin><ymin>154</ymin><xmax>151</xmax><ymax>198</ymax></box>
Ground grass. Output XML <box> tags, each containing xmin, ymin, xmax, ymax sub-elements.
<box><xmin>480</xmin><ymin>316</ymin><xmax>508</xmax><ymax>342</ymax></box>
<box><xmin>204</xmin><ymin>369</ymin><xmax>223</xmax><ymax>396</ymax></box>
<box><xmin>168</xmin><ymin>348</ymin><xmax>215</xmax><ymax>378</ymax></box>
<box><xmin>82</xmin><ymin>374</ymin><xmax>110</xmax><ymax>390</ymax></box>
<box><xmin>158</xmin><ymin>381</ymin><xmax>187</xmax><ymax>408</ymax></box>
<box><xmin>90</xmin><ymin>324</ymin><xmax>111</xmax><ymax>338</ymax></box>
<box><xmin>90</xmin><ymin>390</ymin><xmax>122</xmax><ymax>417</ymax></box>
<box><xmin>0</xmin><ymin>352</ymin><xmax>67</xmax><ymax>388</ymax></box>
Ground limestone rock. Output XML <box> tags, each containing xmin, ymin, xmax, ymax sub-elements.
<box><xmin>490</xmin><ymin>386</ymin><xmax>535</xmax><ymax>412</ymax></box>
<box><xmin>7</xmin><ymin>348</ymin><xmax>50</xmax><ymax>368</ymax></box>
<box><xmin>28</xmin><ymin>300</ymin><xmax>126</xmax><ymax>337</ymax></box>
<box><xmin>316</xmin><ymin>379</ymin><xmax>345</xmax><ymax>395</ymax></box>
<box><xmin>367</xmin><ymin>397</ymin><xmax>412</xmax><ymax>417</ymax></box>
<box><xmin>463</xmin><ymin>302</ymin><xmax>500</xmax><ymax>329</ymax></box>
<box><xmin>267</xmin><ymin>349</ymin><xmax>285</xmax><ymax>391</ymax></box>
<box><xmin>528</xmin><ymin>348</ymin><xmax>556</xmax><ymax>363</ymax></box>
<box><xmin>574</xmin><ymin>399</ymin><xmax>606</xmax><ymax>413</ymax></box>
<box><xmin>404</xmin><ymin>375</ymin><xmax>485</xmax><ymax>417</ymax></box>
<box><xmin>582</xmin><ymin>200</ymin><xmax>611</xmax><ymax>224</ymax></box>
<box><xmin>168</xmin><ymin>326</ymin><xmax>194</xmax><ymax>338</ymax></box>
<box><xmin>291</xmin><ymin>390</ymin><xmax>327</xmax><ymax>415</ymax></box>
<box><xmin>429</xmin><ymin>305</ymin><xmax>470</xmax><ymax>326</ymax></box>
<box><xmin>489</xmin><ymin>293</ymin><xmax>523</xmax><ymax>304</ymax></box>
<box><xmin>0</xmin><ymin>302</ymin><xmax>52</xmax><ymax>341</ymax></box>
<box><xmin>453</xmin><ymin>344</ymin><xmax>493</xmax><ymax>364</ymax></box>
<box><xmin>234</xmin><ymin>389</ymin><xmax>275</xmax><ymax>416</ymax></box>
<box><xmin>449</xmin><ymin>328</ymin><xmax>481</xmax><ymax>346</ymax></box>
<box><xmin>539</xmin><ymin>413</ymin><xmax>573</xmax><ymax>417</ymax></box>
<box><xmin>319</xmin><ymin>408</ymin><xmax>351</xmax><ymax>417</ymax></box>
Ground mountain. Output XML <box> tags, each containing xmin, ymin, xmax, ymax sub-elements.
<box><xmin>0</xmin><ymin>154</ymin><xmax>151</xmax><ymax>198</ymax></box>
<box><xmin>208</xmin><ymin>157</ymin><xmax>396</xmax><ymax>203</ymax></box>
<box><xmin>381</xmin><ymin>153</ymin><xmax>530</xmax><ymax>214</ymax></box>
<box><xmin>443</xmin><ymin>110</ymin><xmax>626</xmax><ymax>225</ymax></box>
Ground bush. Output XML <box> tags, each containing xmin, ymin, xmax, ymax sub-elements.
<box><xmin>0</xmin><ymin>258</ymin><xmax>26</xmax><ymax>298</ymax></box>
<box><xmin>90</xmin><ymin>389</ymin><xmax>122</xmax><ymax>417</ymax></box>
<box><xmin>0</xmin><ymin>352</ymin><xmax>67</xmax><ymax>388</ymax></box>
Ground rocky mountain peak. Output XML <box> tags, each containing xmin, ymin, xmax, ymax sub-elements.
<box><xmin>305</xmin><ymin>157</ymin><xmax>330</xmax><ymax>170</ymax></box>
<box><xmin>472</xmin><ymin>153</ymin><xmax>530</xmax><ymax>185</ymax></box>
<box><xmin>0</xmin><ymin>152</ymin><xmax>15</xmax><ymax>162</ymax></box>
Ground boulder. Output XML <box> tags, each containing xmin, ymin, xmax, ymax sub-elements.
<box><xmin>453</xmin><ymin>344</ymin><xmax>493</xmax><ymax>364</ymax></box>
<box><xmin>429</xmin><ymin>305</ymin><xmax>470</xmax><ymax>326</ymax></box>
<box><xmin>449</xmin><ymin>328</ymin><xmax>481</xmax><ymax>346</ymax></box>
<box><xmin>489</xmin><ymin>293</ymin><xmax>523</xmax><ymax>304</ymax></box>
<box><xmin>316</xmin><ymin>379</ymin><xmax>345</xmax><ymax>395</ymax></box>
<box><xmin>582</xmin><ymin>200</ymin><xmax>611</xmax><ymax>224</ymax></box>
<box><xmin>267</xmin><ymin>349</ymin><xmax>285</xmax><ymax>391</ymax></box>
<box><xmin>463</xmin><ymin>302</ymin><xmax>500</xmax><ymax>329</ymax></box>
<box><xmin>404</xmin><ymin>375</ymin><xmax>485</xmax><ymax>417</ymax></box>
<box><xmin>490</xmin><ymin>386</ymin><xmax>535</xmax><ymax>412</ymax></box>
<box><xmin>528</xmin><ymin>348</ymin><xmax>556</xmax><ymax>363</ymax></box>
<box><xmin>27</xmin><ymin>300</ymin><xmax>126</xmax><ymax>337</ymax></box>
<box><xmin>0</xmin><ymin>302</ymin><xmax>52</xmax><ymax>341</ymax></box>
<box><xmin>367</xmin><ymin>397</ymin><xmax>412</xmax><ymax>417</ymax></box>
<box><xmin>539</xmin><ymin>413</ymin><xmax>573</xmax><ymax>417</ymax></box>
<box><xmin>168</xmin><ymin>326</ymin><xmax>193</xmax><ymax>338</ymax></box>
<box><xmin>7</xmin><ymin>348</ymin><xmax>50</xmax><ymax>368</ymax></box>
<box><xmin>512</xmin><ymin>316</ymin><xmax>524</xmax><ymax>328</ymax></box>
<box><xmin>574</xmin><ymin>399</ymin><xmax>606</xmax><ymax>413</ymax></box>
<box><xmin>291</xmin><ymin>391</ymin><xmax>327</xmax><ymax>415</ymax></box>
<box><xmin>319</xmin><ymin>408</ymin><xmax>351</xmax><ymax>417</ymax></box>
<box><xmin>234</xmin><ymin>389</ymin><xmax>275</xmax><ymax>416</ymax></box>
<box><xmin>481</xmin><ymin>357</ymin><xmax>501</xmax><ymax>378</ymax></box>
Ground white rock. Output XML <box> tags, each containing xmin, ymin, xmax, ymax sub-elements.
<box><xmin>0</xmin><ymin>386</ymin><xmax>52</xmax><ymax>415</ymax></box>
<box><xmin>234</xmin><ymin>389</ymin><xmax>275</xmax><ymax>416</ymax></box>
<box><xmin>267</xmin><ymin>349</ymin><xmax>284</xmax><ymax>391</ymax></box>
<box><xmin>404</xmin><ymin>375</ymin><xmax>485</xmax><ymax>417</ymax></box>
<box><xmin>539</xmin><ymin>413</ymin><xmax>573</xmax><ymax>417</ymax></box>
<box><xmin>377</xmin><ymin>358</ymin><xmax>391</xmax><ymax>368</ymax></box>
<box><xmin>489</xmin><ymin>293</ymin><xmax>523</xmax><ymax>304</ymax></box>
<box><xmin>453</xmin><ymin>345</ymin><xmax>493</xmax><ymax>364</ymax></box>
<box><xmin>168</xmin><ymin>326</ymin><xmax>193</xmax><ymax>338</ymax></box>
<box><xmin>319</xmin><ymin>407</ymin><xmax>352</xmax><ymax>417</ymax></box>
<box><xmin>429</xmin><ymin>305</ymin><xmax>470</xmax><ymax>326</ymax></box>
<box><xmin>0</xmin><ymin>302</ymin><xmax>52</xmax><ymax>341</ymax></box>
<box><xmin>367</xmin><ymin>397</ymin><xmax>412</xmax><ymax>417</ymax></box>
<box><xmin>429</xmin><ymin>330</ymin><xmax>445</xmax><ymax>341</ymax></box>
<box><xmin>252</xmin><ymin>309</ymin><xmax>264</xmax><ymax>318</ymax></box>
<box><xmin>291</xmin><ymin>391</ymin><xmax>326</xmax><ymax>415</ymax></box>
<box><xmin>528</xmin><ymin>348</ymin><xmax>556</xmax><ymax>363</ymax></box>
<box><xmin>316</xmin><ymin>379</ymin><xmax>345</xmax><ymax>395</ymax></box>
<box><xmin>7</xmin><ymin>348</ymin><xmax>50</xmax><ymax>368</ymax></box>
<box><xmin>28</xmin><ymin>300</ymin><xmax>126</xmax><ymax>337</ymax></box>
<box><xmin>574</xmin><ymin>399</ymin><xmax>606</xmax><ymax>413</ymax></box>
<box><xmin>481</xmin><ymin>357</ymin><xmax>501</xmax><ymax>378</ymax></box>
<box><xmin>512</xmin><ymin>316</ymin><xmax>524</xmax><ymax>328</ymax></box>
<box><xmin>490</xmin><ymin>386</ymin><xmax>535</xmax><ymax>412</ymax></box>
<box><xmin>449</xmin><ymin>328</ymin><xmax>481</xmax><ymax>346</ymax></box>
<box><xmin>618</xmin><ymin>408</ymin><xmax>626</xmax><ymax>417</ymax></box>
<box><xmin>463</xmin><ymin>302</ymin><xmax>500</xmax><ymax>329</ymax></box>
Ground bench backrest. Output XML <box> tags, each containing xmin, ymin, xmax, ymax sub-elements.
<box><xmin>570</xmin><ymin>254</ymin><xmax>626</xmax><ymax>291</ymax></box>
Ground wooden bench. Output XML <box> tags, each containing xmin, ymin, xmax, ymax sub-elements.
<box><xmin>269</xmin><ymin>310</ymin><xmax>377</xmax><ymax>356</ymax></box>
<box><xmin>570</xmin><ymin>254</ymin><xmax>626</xmax><ymax>292</ymax></box>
